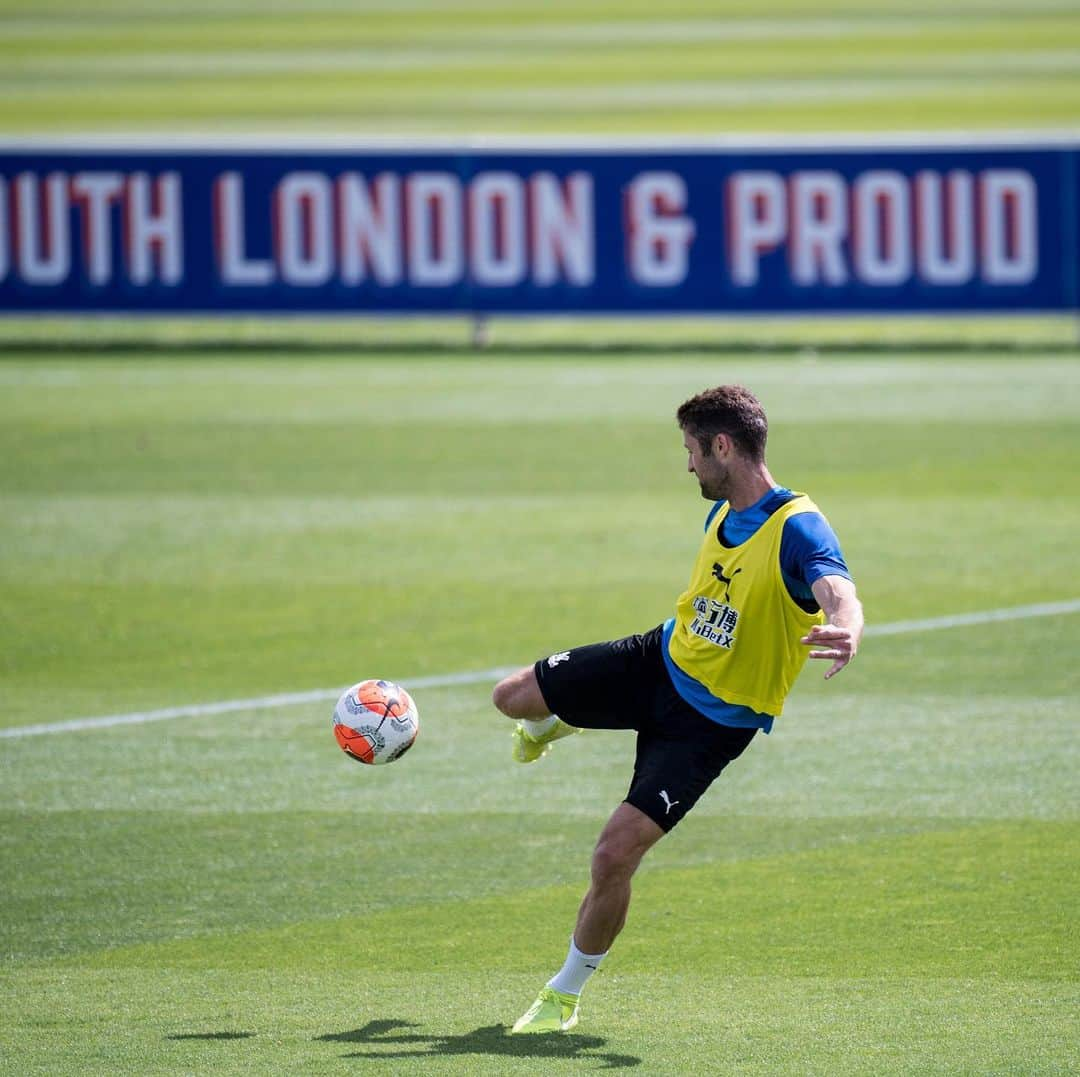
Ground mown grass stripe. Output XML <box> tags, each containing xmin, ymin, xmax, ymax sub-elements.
<box><xmin>8</xmin><ymin>47</ymin><xmax>1078</xmax><ymax>81</ymax></box>
<box><xmin>2</xmin><ymin>599</ymin><xmax>1078</xmax><ymax>739</ymax></box>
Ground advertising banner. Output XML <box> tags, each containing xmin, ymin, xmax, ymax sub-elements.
<box><xmin>1</xmin><ymin>141</ymin><xmax>1076</xmax><ymax>314</ymax></box>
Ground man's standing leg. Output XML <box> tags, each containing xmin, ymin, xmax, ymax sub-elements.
<box><xmin>572</xmin><ymin>803</ymin><xmax>664</xmax><ymax>955</ymax></box>
<box><xmin>512</xmin><ymin>802</ymin><xmax>664</xmax><ymax>1034</ymax></box>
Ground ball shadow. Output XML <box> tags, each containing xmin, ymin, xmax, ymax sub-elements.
<box><xmin>166</xmin><ymin>1031</ymin><xmax>255</xmax><ymax>1040</ymax></box>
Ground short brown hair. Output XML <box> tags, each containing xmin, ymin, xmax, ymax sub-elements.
<box><xmin>676</xmin><ymin>385</ymin><xmax>768</xmax><ymax>461</ymax></box>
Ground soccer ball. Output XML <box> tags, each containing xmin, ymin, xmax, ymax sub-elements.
<box><xmin>332</xmin><ymin>679</ymin><xmax>420</xmax><ymax>765</ymax></box>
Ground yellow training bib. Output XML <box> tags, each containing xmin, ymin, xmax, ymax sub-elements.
<box><xmin>666</xmin><ymin>495</ymin><xmax>825</xmax><ymax>716</ymax></box>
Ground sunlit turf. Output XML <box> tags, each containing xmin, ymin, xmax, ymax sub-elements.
<box><xmin>3</xmin><ymin>0</ymin><xmax>1078</xmax><ymax>1066</ymax></box>
<box><xmin>1</xmin><ymin>350</ymin><xmax>1078</xmax><ymax>1073</ymax></box>
<box><xmin>1</xmin><ymin>351</ymin><xmax>1078</xmax><ymax>724</ymax></box>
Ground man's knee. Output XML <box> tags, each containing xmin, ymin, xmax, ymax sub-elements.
<box><xmin>591</xmin><ymin>808</ymin><xmax>664</xmax><ymax>886</ymax></box>
<box><xmin>591</xmin><ymin>838</ymin><xmax>639</xmax><ymax>887</ymax></box>
<box><xmin>492</xmin><ymin>667</ymin><xmax>549</xmax><ymax>719</ymax></box>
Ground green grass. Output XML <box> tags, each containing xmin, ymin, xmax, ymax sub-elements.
<box><xmin>2</xmin><ymin>352</ymin><xmax>1077</xmax><ymax>720</ymax></box>
<box><xmin>0</xmin><ymin>0</ymin><xmax>1075</xmax><ymax>1067</ymax></box>
<box><xmin>2</xmin><ymin>0</ymin><xmax>1078</xmax><ymax>1070</ymax></box>
<box><xmin>1</xmin><ymin>352</ymin><xmax>1078</xmax><ymax>1074</ymax></box>
<box><xmin>2</xmin><ymin>0</ymin><xmax>1078</xmax><ymax>133</ymax></box>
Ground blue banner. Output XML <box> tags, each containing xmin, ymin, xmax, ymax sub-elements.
<box><xmin>1</xmin><ymin>141</ymin><xmax>1076</xmax><ymax>314</ymax></box>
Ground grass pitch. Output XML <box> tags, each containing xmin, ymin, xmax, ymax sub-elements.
<box><xmin>1</xmin><ymin>349</ymin><xmax>1078</xmax><ymax>1074</ymax></box>
<box><xmin>2</xmin><ymin>0</ymin><xmax>1079</xmax><ymax>1070</ymax></box>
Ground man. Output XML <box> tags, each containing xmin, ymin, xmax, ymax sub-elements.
<box><xmin>492</xmin><ymin>384</ymin><xmax>863</xmax><ymax>1035</ymax></box>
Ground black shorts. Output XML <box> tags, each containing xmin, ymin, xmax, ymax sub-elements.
<box><xmin>534</xmin><ymin>626</ymin><xmax>757</xmax><ymax>832</ymax></box>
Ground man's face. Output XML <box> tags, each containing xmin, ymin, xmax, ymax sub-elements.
<box><xmin>683</xmin><ymin>428</ymin><xmax>729</xmax><ymax>501</ymax></box>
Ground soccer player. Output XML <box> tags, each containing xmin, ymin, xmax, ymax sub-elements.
<box><xmin>493</xmin><ymin>384</ymin><xmax>863</xmax><ymax>1034</ymax></box>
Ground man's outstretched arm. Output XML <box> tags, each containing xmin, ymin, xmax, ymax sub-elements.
<box><xmin>803</xmin><ymin>575</ymin><xmax>864</xmax><ymax>680</ymax></box>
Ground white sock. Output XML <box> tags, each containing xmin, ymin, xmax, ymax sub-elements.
<box><xmin>547</xmin><ymin>936</ymin><xmax>607</xmax><ymax>997</ymax></box>
<box><xmin>522</xmin><ymin>716</ymin><xmax>556</xmax><ymax>739</ymax></box>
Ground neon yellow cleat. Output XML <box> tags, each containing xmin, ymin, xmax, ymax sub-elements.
<box><xmin>511</xmin><ymin>986</ymin><xmax>580</xmax><ymax>1034</ymax></box>
<box><xmin>511</xmin><ymin>718</ymin><xmax>582</xmax><ymax>764</ymax></box>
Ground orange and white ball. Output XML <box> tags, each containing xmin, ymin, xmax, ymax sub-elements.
<box><xmin>332</xmin><ymin>679</ymin><xmax>419</xmax><ymax>765</ymax></box>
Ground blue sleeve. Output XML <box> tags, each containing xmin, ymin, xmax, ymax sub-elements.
<box><xmin>779</xmin><ymin>513</ymin><xmax>851</xmax><ymax>604</ymax></box>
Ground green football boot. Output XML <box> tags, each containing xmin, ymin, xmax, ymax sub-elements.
<box><xmin>510</xmin><ymin>986</ymin><xmax>580</xmax><ymax>1034</ymax></box>
<box><xmin>511</xmin><ymin>718</ymin><xmax>582</xmax><ymax>764</ymax></box>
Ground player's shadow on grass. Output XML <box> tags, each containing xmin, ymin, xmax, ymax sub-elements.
<box><xmin>317</xmin><ymin>1019</ymin><xmax>641</xmax><ymax>1068</ymax></box>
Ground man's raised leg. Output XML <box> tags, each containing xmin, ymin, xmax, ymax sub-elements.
<box><xmin>493</xmin><ymin>666</ymin><xmax>582</xmax><ymax>764</ymax></box>
<box><xmin>492</xmin><ymin>666</ymin><xmax>550</xmax><ymax>720</ymax></box>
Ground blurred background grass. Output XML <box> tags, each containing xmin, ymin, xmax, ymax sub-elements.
<box><xmin>1</xmin><ymin>0</ymin><xmax>1078</xmax><ymax>136</ymax></box>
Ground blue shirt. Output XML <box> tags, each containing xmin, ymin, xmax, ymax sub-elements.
<box><xmin>661</xmin><ymin>487</ymin><xmax>851</xmax><ymax>733</ymax></box>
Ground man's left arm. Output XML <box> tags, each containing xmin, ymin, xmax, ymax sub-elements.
<box><xmin>803</xmin><ymin>575</ymin><xmax>864</xmax><ymax>680</ymax></box>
